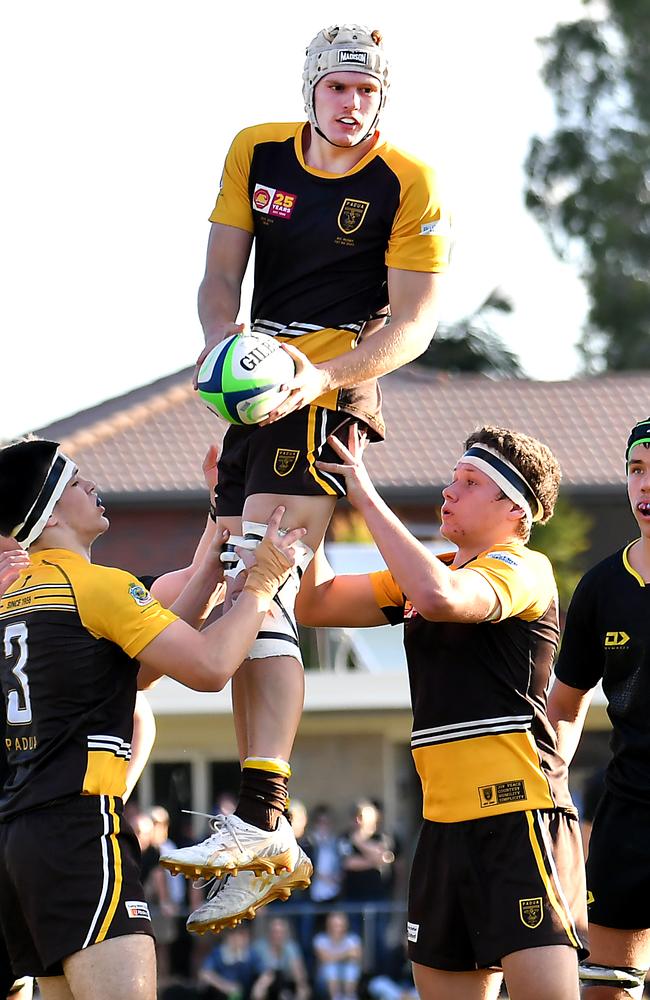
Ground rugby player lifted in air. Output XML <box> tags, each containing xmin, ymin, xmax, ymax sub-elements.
<box><xmin>549</xmin><ymin>418</ymin><xmax>650</xmax><ymax>1000</ymax></box>
<box><xmin>294</xmin><ymin>424</ymin><xmax>588</xmax><ymax>1000</ymax></box>
<box><xmin>163</xmin><ymin>22</ymin><xmax>450</xmax><ymax>930</ymax></box>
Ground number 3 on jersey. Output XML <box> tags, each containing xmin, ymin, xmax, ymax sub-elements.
<box><xmin>3</xmin><ymin>622</ymin><xmax>32</xmax><ymax>725</ymax></box>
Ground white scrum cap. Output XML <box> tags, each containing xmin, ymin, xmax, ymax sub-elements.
<box><xmin>302</xmin><ymin>24</ymin><xmax>389</xmax><ymax>138</ymax></box>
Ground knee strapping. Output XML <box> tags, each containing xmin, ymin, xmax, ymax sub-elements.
<box><xmin>579</xmin><ymin>963</ymin><xmax>647</xmax><ymax>999</ymax></box>
<box><xmin>241</xmin><ymin>520</ymin><xmax>314</xmax><ymax>663</ymax></box>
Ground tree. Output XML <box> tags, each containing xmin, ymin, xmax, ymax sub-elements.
<box><xmin>530</xmin><ymin>497</ymin><xmax>593</xmax><ymax>611</ymax></box>
<box><xmin>525</xmin><ymin>0</ymin><xmax>650</xmax><ymax>371</ymax></box>
<box><xmin>415</xmin><ymin>288</ymin><xmax>524</xmax><ymax>376</ymax></box>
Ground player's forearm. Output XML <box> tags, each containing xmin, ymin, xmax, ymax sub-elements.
<box><xmin>198</xmin><ymin>271</ymin><xmax>243</xmax><ymax>343</ymax></box>
<box><xmin>317</xmin><ymin>314</ymin><xmax>436</xmax><ymax>391</ymax></box>
<box><xmin>355</xmin><ymin>489</ymin><xmax>456</xmax><ymax>615</ymax></box>
<box><xmin>169</xmin><ymin>559</ymin><xmax>225</xmax><ymax>627</ymax></box>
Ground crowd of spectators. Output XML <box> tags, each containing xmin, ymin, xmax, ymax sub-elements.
<box><xmin>126</xmin><ymin>798</ymin><xmax>411</xmax><ymax>1000</ymax></box>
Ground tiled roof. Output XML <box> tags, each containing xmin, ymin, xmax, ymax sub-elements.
<box><xmin>32</xmin><ymin>367</ymin><xmax>649</xmax><ymax>495</ymax></box>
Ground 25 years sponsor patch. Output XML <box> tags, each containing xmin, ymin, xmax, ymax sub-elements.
<box><xmin>478</xmin><ymin>780</ymin><xmax>526</xmax><ymax>808</ymax></box>
<box><xmin>253</xmin><ymin>183</ymin><xmax>297</xmax><ymax>219</ymax></box>
<box><xmin>125</xmin><ymin>900</ymin><xmax>151</xmax><ymax>920</ymax></box>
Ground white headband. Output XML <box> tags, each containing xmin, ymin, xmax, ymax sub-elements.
<box><xmin>12</xmin><ymin>453</ymin><xmax>77</xmax><ymax>549</ymax></box>
<box><xmin>460</xmin><ymin>444</ymin><xmax>543</xmax><ymax>527</ymax></box>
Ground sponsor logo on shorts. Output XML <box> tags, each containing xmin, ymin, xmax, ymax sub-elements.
<box><xmin>586</xmin><ymin>889</ymin><xmax>595</xmax><ymax>906</ymax></box>
<box><xmin>478</xmin><ymin>779</ymin><xmax>526</xmax><ymax>808</ymax></box>
<box><xmin>274</xmin><ymin>449</ymin><xmax>300</xmax><ymax>477</ymax></box>
<box><xmin>519</xmin><ymin>897</ymin><xmax>543</xmax><ymax>929</ymax></box>
<box><xmin>253</xmin><ymin>184</ymin><xmax>297</xmax><ymax>219</ymax></box>
<box><xmin>420</xmin><ymin>217</ymin><xmax>451</xmax><ymax>236</ymax></box>
<box><xmin>407</xmin><ymin>921</ymin><xmax>419</xmax><ymax>943</ymax></box>
<box><xmin>128</xmin><ymin>583</ymin><xmax>154</xmax><ymax>607</ymax></box>
<box><xmin>337</xmin><ymin>198</ymin><xmax>370</xmax><ymax>234</ymax></box>
<box><xmin>403</xmin><ymin>601</ymin><xmax>417</xmax><ymax>620</ymax></box>
<box><xmin>338</xmin><ymin>50</ymin><xmax>368</xmax><ymax>66</ymax></box>
<box><xmin>604</xmin><ymin>630</ymin><xmax>630</xmax><ymax>647</ymax></box>
<box><xmin>125</xmin><ymin>900</ymin><xmax>151</xmax><ymax>920</ymax></box>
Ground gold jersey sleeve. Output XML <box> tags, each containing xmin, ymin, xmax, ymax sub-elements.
<box><xmin>467</xmin><ymin>544</ymin><xmax>557</xmax><ymax>622</ymax></box>
<box><xmin>382</xmin><ymin>144</ymin><xmax>451</xmax><ymax>273</ymax></box>
<box><xmin>72</xmin><ymin>562</ymin><xmax>178</xmax><ymax>659</ymax></box>
<box><xmin>210</xmin><ymin>123</ymin><xmax>299</xmax><ymax>233</ymax></box>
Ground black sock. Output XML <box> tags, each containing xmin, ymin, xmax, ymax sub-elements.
<box><xmin>235</xmin><ymin>767</ymin><xmax>288</xmax><ymax>832</ymax></box>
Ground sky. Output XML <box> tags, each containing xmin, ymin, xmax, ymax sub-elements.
<box><xmin>1</xmin><ymin>0</ymin><xmax>589</xmax><ymax>441</ymax></box>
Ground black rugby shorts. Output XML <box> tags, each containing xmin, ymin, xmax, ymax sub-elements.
<box><xmin>586</xmin><ymin>789</ymin><xmax>650</xmax><ymax>929</ymax></box>
<box><xmin>0</xmin><ymin>795</ymin><xmax>153</xmax><ymax>978</ymax></box>
<box><xmin>407</xmin><ymin>808</ymin><xmax>588</xmax><ymax>971</ymax></box>
<box><xmin>215</xmin><ymin>404</ymin><xmax>364</xmax><ymax>516</ymax></box>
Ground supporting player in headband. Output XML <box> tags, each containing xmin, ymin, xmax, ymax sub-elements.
<box><xmin>303</xmin><ymin>24</ymin><xmax>389</xmax><ymax>147</ymax></box>
<box><xmin>0</xmin><ymin>439</ymin><xmax>76</xmax><ymax>549</ymax></box>
<box><xmin>460</xmin><ymin>443</ymin><xmax>544</xmax><ymax>526</ymax></box>
<box><xmin>626</xmin><ymin>417</ymin><xmax>650</xmax><ymax>466</ymax></box>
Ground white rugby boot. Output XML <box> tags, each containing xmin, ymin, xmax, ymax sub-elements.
<box><xmin>186</xmin><ymin>847</ymin><xmax>313</xmax><ymax>934</ymax></box>
<box><xmin>160</xmin><ymin>813</ymin><xmax>298</xmax><ymax>879</ymax></box>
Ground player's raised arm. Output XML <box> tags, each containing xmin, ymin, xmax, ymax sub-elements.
<box><xmin>194</xmin><ymin>222</ymin><xmax>253</xmax><ymax>385</ymax></box>
<box><xmin>295</xmin><ymin>543</ymin><xmax>387</xmax><ymax>628</ymax></box>
<box><xmin>137</xmin><ymin>507</ymin><xmax>306</xmax><ymax>690</ymax></box>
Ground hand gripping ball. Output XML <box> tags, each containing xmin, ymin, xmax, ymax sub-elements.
<box><xmin>197</xmin><ymin>333</ymin><xmax>296</xmax><ymax>425</ymax></box>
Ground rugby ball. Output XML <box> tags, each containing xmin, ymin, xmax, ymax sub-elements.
<box><xmin>197</xmin><ymin>333</ymin><xmax>296</xmax><ymax>425</ymax></box>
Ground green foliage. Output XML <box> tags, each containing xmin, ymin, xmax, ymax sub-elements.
<box><xmin>530</xmin><ymin>497</ymin><xmax>593</xmax><ymax>610</ymax></box>
<box><xmin>525</xmin><ymin>0</ymin><xmax>650</xmax><ymax>371</ymax></box>
<box><xmin>416</xmin><ymin>288</ymin><xmax>524</xmax><ymax>376</ymax></box>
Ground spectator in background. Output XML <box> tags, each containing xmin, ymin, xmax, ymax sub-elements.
<box><xmin>367</xmin><ymin>935</ymin><xmax>417</xmax><ymax>1000</ymax></box>
<box><xmin>134</xmin><ymin>811</ymin><xmax>176</xmax><ymax>984</ymax></box>
<box><xmin>251</xmin><ymin>918</ymin><xmax>310</xmax><ymax>1000</ymax></box>
<box><xmin>308</xmin><ymin>806</ymin><xmax>343</xmax><ymax>907</ymax></box>
<box><xmin>313</xmin><ymin>912</ymin><xmax>362</xmax><ymax>1000</ymax></box>
<box><xmin>338</xmin><ymin>800</ymin><xmax>395</xmax><ymax>960</ymax></box>
<box><xmin>199</xmin><ymin>925</ymin><xmax>258</xmax><ymax>1000</ymax></box>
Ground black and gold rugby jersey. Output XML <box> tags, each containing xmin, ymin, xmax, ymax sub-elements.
<box><xmin>0</xmin><ymin>549</ymin><xmax>177</xmax><ymax>819</ymax></box>
<box><xmin>370</xmin><ymin>543</ymin><xmax>574</xmax><ymax>823</ymax></box>
<box><xmin>211</xmin><ymin>122</ymin><xmax>451</xmax><ymax>438</ymax></box>
<box><xmin>556</xmin><ymin>542</ymin><xmax>650</xmax><ymax>804</ymax></box>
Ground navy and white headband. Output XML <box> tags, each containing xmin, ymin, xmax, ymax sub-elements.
<box><xmin>460</xmin><ymin>444</ymin><xmax>544</xmax><ymax>526</ymax></box>
<box><xmin>12</xmin><ymin>452</ymin><xmax>77</xmax><ymax>549</ymax></box>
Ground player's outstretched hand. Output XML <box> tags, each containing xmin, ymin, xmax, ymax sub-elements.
<box><xmin>192</xmin><ymin>323</ymin><xmax>245</xmax><ymax>389</ymax></box>
<box><xmin>260</xmin><ymin>343</ymin><xmax>330</xmax><ymax>424</ymax></box>
<box><xmin>229</xmin><ymin>507</ymin><xmax>307</xmax><ymax>605</ymax></box>
<box><xmin>0</xmin><ymin>547</ymin><xmax>30</xmax><ymax>597</ymax></box>
<box><xmin>316</xmin><ymin>424</ymin><xmax>376</xmax><ymax>510</ymax></box>
<box><xmin>263</xmin><ymin>505</ymin><xmax>308</xmax><ymax>568</ymax></box>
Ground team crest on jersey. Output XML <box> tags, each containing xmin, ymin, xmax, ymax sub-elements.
<box><xmin>128</xmin><ymin>583</ymin><xmax>154</xmax><ymax>607</ymax></box>
<box><xmin>274</xmin><ymin>449</ymin><xmax>300</xmax><ymax>476</ymax></box>
<box><xmin>338</xmin><ymin>198</ymin><xmax>369</xmax><ymax>234</ymax></box>
<box><xmin>519</xmin><ymin>897</ymin><xmax>543</xmax><ymax>929</ymax></box>
<box><xmin>253</xmin><ymin>184</ymin><xmax>297</xmax><ymax>219</ymax></box>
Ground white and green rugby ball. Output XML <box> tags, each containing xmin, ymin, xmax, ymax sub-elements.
<box><xmin>197</xmin><ymin>333</ymin><xmax>296</xmax><ymax>425</ymax></box>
